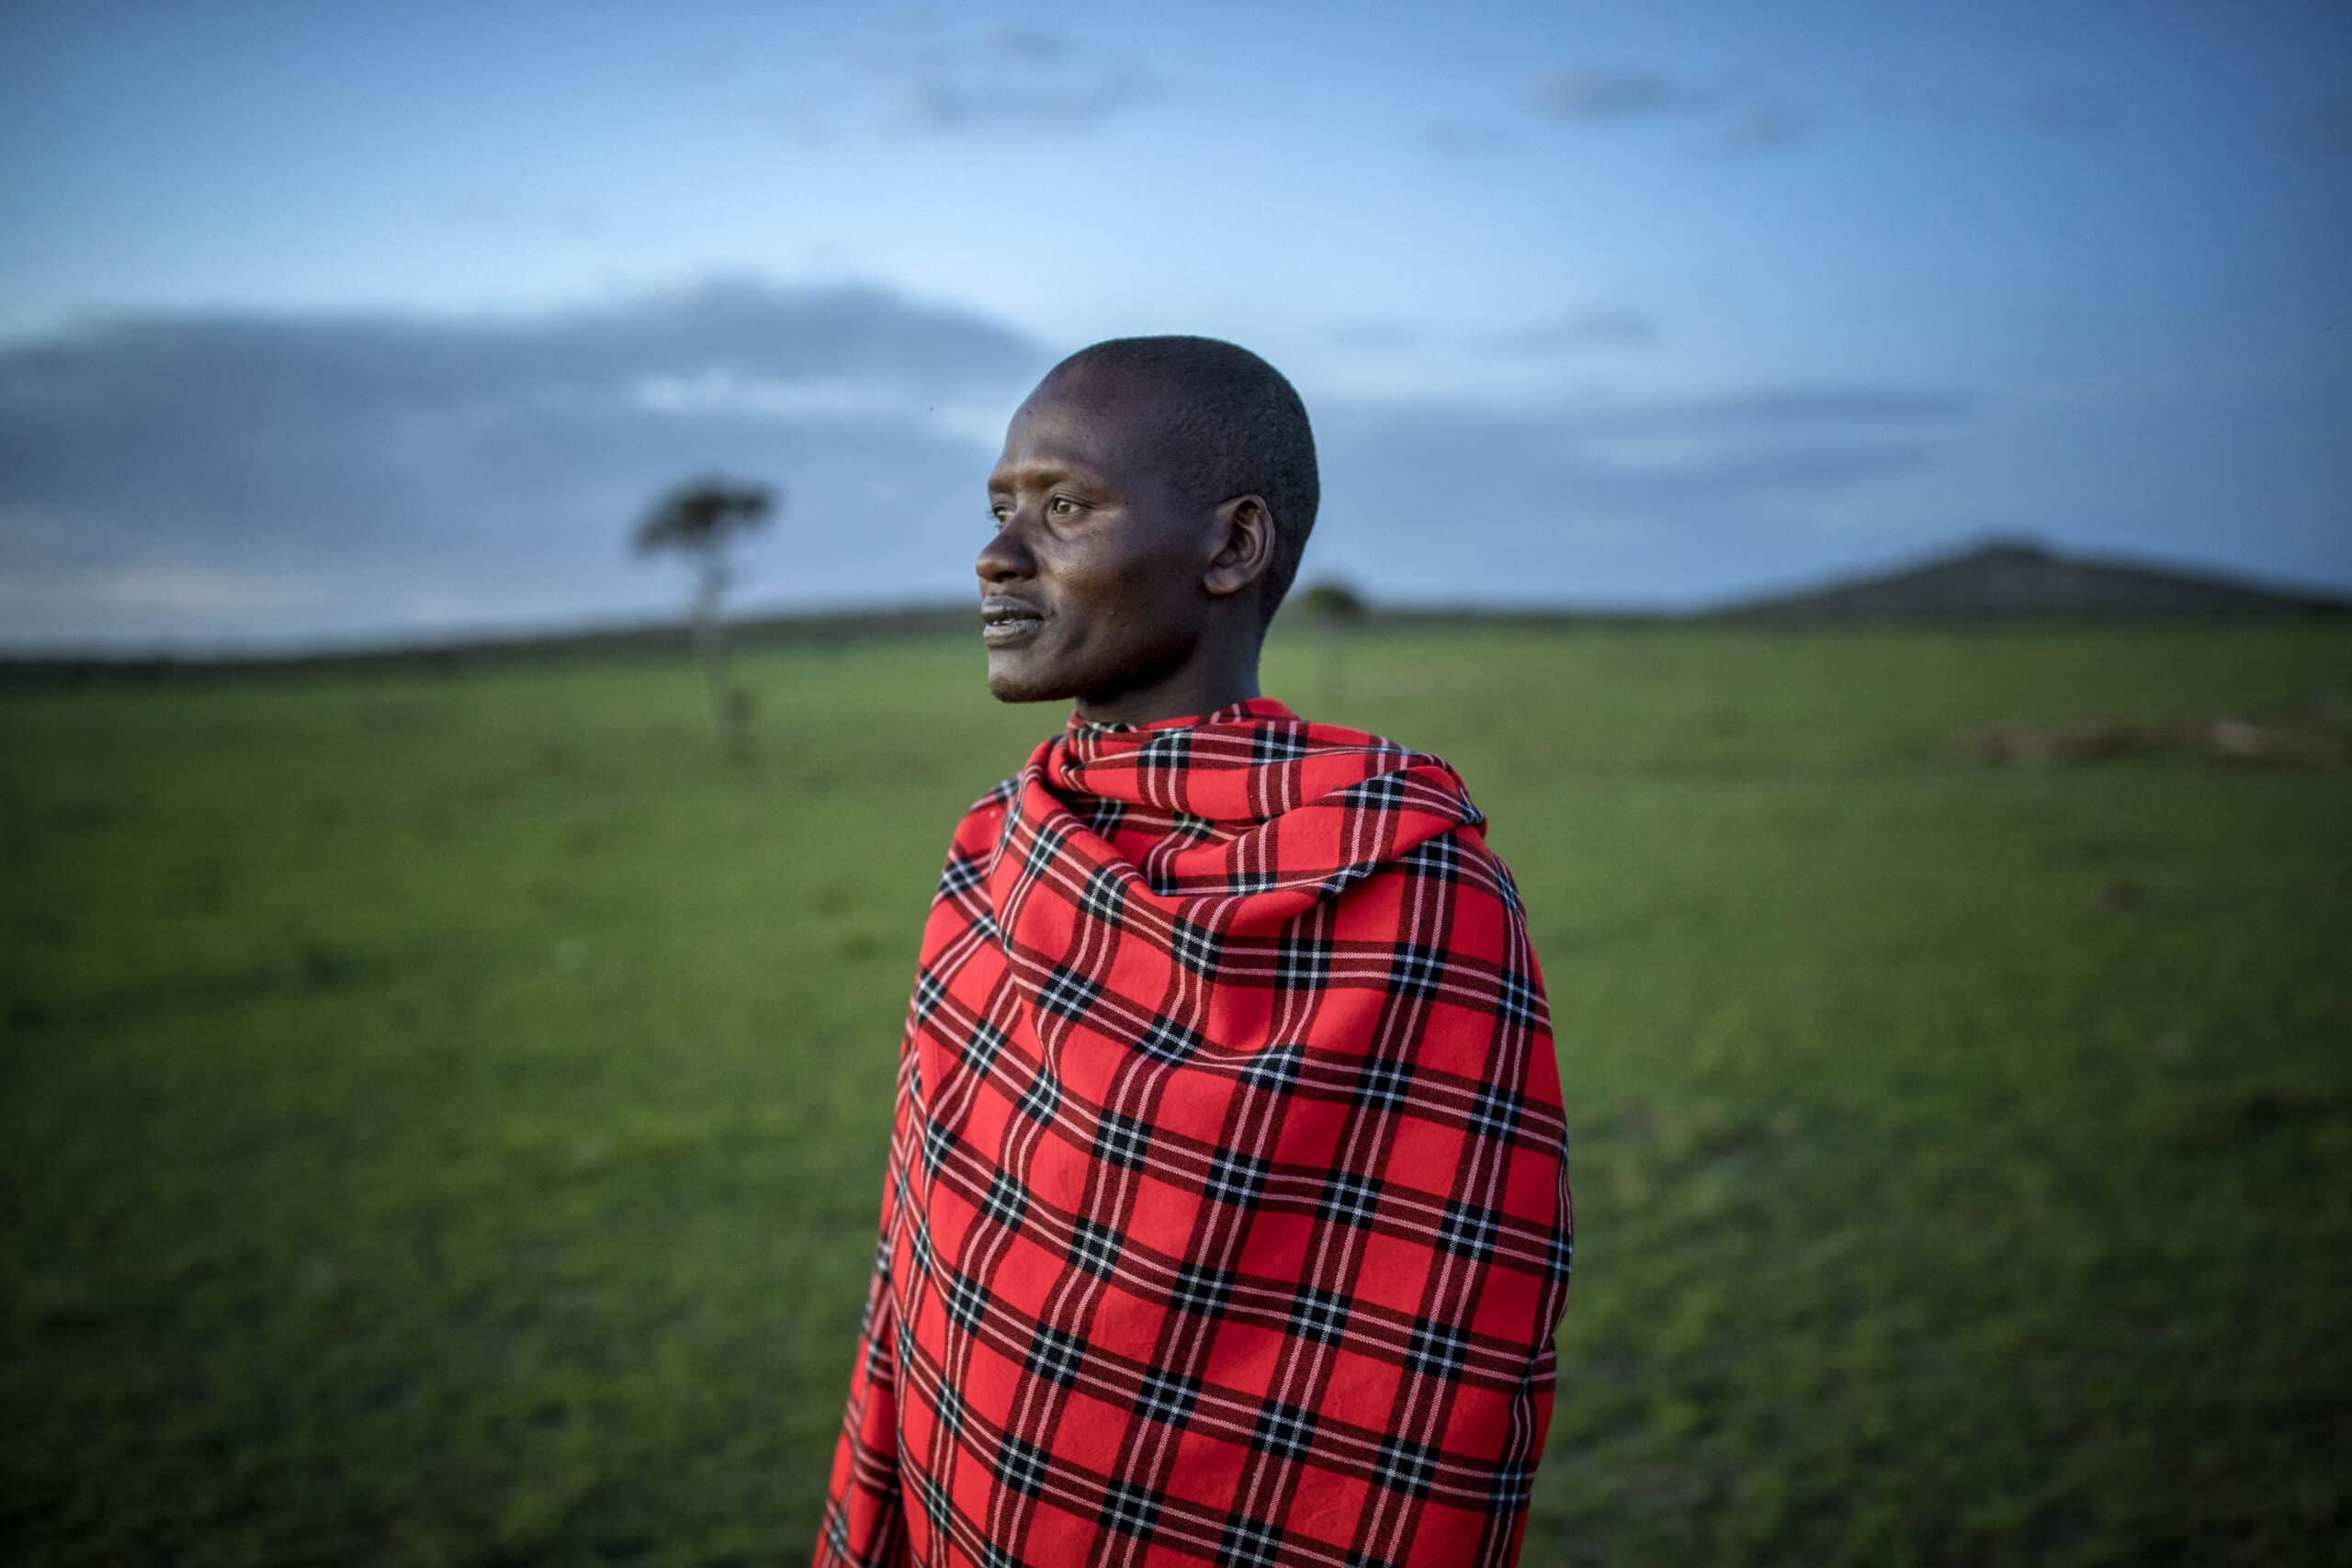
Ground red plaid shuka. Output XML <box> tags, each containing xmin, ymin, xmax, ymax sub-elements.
<box><xmin>816</xmin><ymin>696</ymin><xmax>1573</xmax><ymax>1568</ymax></box>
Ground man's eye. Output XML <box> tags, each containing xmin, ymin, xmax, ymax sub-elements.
<box><xmin>1046</xmin><ymin>495</ymin><xmax>1080</xmax><ymax>517</ymax></box>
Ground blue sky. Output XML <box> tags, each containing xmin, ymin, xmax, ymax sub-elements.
<box><xmin>2</xmin><ymin>0</ymin><xmax>2346</xmax><ymax>649</ymax></box>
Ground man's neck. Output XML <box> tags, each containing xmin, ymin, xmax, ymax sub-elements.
<box><xmin>1076</xmin><ymin>649</ymin><xmax>1261</xmax><ymax>728</ymax></box>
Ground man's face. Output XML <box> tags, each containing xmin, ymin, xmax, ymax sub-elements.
<box><xmin>978</xmin><ymin>370</ymin><xmax>1216</xmax><ymax>705</ymax></box>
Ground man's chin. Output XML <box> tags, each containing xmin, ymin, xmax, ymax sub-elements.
<box><xmin>985</xmin><ymin>654</ymin><xmax>1077</xmax><ymax>705</ymax></box>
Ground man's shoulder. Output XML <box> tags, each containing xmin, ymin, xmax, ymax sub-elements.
<box><xmin>963</xmin><ymin>772</ymin><xmax>1022</xmax><ymax>814</ymax></box>
<box><xmin>940</xmin><ymin>773</ymin><xmax>1021</xmax><ymax>856</ymax></box>
<box><xmin>1295</xmin><ymin>709</ymin><xmax>1488</xmax><ymax>832</ymax></box>
<box><xmin>1295</xmin><ymin>716</ymin><xmax>1523</xmax><ymax>915</ymax></box>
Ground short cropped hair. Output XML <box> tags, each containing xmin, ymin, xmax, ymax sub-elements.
<box><xmin>1048</xmin><ymin>335</ymin><xmax>1319</xmax><ymax>634</ymax></box>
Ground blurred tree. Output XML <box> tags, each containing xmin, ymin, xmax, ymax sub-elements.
<box><xmin>1291</xmin><ymin>580</ymin><xmax>1368</xmax><ymax>712</ymax></box>
<box><xmin>633</xmin><ymin>477</ymin><xmax>777</xmax><ymax>759</ymax></box>
<box><xmin>1294</xmin><ymin>581</ymin><xmax>1368</xmax><ymax>623</ymax></box>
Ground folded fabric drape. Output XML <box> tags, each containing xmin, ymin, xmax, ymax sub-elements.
<box><xmin>817</xmin><ymin>696</ymin><xmax>1573</xmax><ymax>1568</ymax></box>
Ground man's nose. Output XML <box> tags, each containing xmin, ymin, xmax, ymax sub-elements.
<box><xmin>976</xmin><ymin>513</ymin><xmax>1035</xmax><ymax>584</ymax></box>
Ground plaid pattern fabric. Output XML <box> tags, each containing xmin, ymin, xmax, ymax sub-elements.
<box><xmin>816</xmin><ymin>696</ymin><xmax>1572</xmax><ymax>1568</ymax></box>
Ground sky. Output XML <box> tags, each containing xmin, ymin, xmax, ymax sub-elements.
<box><xmin>2</xmin><ymin>0</ymin><xmax>2346</xmax><ymax>650</ymax></box>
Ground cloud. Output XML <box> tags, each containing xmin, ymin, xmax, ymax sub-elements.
<box><xmin>2018</xmin><ymin>88</ymin><xmax>2111</xmax><ymax>141</ymax></box>
<box><xmin>1571</xmin><ymin>387</ymin><xmax>1970</xmax><ymax>434</ymax></box>
<box><xmin>0</xmin><ymin>279</ymin><xmax>1050</xmax><ymax>647</ymax></box>
<box><xmin>0</xmin><ymin>564</ymin><xmax>336</xmax><ymax>615</ymax></box>
<box><xmin>1307</xmin><ymin>389</ymin><xmax>1969</xmax><ymax>606</ymax></box>
<box><xmin>1714</xmin><ymin>100</ymin><xmax>1812</xmax><ymax>153</ymax></box>
<box><xmin>1526</xmin><ymin>65</ymin><xmax>1811</xmax><ymax>155</ymax></box>
<box><xmin>899</xmin><ymin>68</ymin><xmax>1144</xmax><ymax>133</ymax></box>
<box><xmin>1529</xmin><ymin>67</ymin><xmax>1702</xmax><ymax>123</ymax></box>
<box><xmin>0</xmin><ymin>281</ymin><xmax>1973</xmax><ymax>647</ymax></box>
<box><xmin>988</xmin><ymin>26</ymin><xmax>1069</xmax><ymax>64</ymax></box>
<box><xmin>785</xmin><ymin>19</ymin><xmax>1149</xmax><ymax>141</ymax></box>
<box><xmin>1490</xmin><ymin>309</ymin><xmax>1660</xmax><ymax>355</ymax></box>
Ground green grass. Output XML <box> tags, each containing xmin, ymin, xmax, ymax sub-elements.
<box><xmin>4</xmin><ymin>624</ymin><xmax>2348</xmax><ymax>1565</ymax></box>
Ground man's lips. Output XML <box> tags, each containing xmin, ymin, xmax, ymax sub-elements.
<box><xmin>980</xmin><ymin>595</ymin><xmax>1046</xmax><ymax>646</ymax></box>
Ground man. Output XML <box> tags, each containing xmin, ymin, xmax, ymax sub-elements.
<box><xmin>816</xmin><ymin>337</ymin><xmax>1572</xmax><ymax>1568</ymax></box>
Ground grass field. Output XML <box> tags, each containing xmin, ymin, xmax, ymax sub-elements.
<box><xmin>4</xmin><ymin>623</ymin><xmax>2348</xmax><ymax>1566</ymax></box>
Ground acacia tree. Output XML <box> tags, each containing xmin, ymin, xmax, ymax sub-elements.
<box><xmin>632</xmin><ymin>477</ymin><xmax>777</xmax><ymax>758</ymax></box>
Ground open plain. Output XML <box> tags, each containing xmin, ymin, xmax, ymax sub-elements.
<box><xmin>4</xmin><ymin>623</ymin><xmax>2347</xmax><ymax>1565</ymax></box>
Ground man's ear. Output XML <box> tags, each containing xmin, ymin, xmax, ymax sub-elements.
<box><xmin>1204</xmin><ymin>494</ymin><xmax>1277</xmax><ymax>600</ymax></box>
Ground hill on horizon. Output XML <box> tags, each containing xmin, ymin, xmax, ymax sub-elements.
<box><xmin>1699</xmin><ymin>536</ymin><xmax>2352</xmax><ymax>625</ymax></box>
